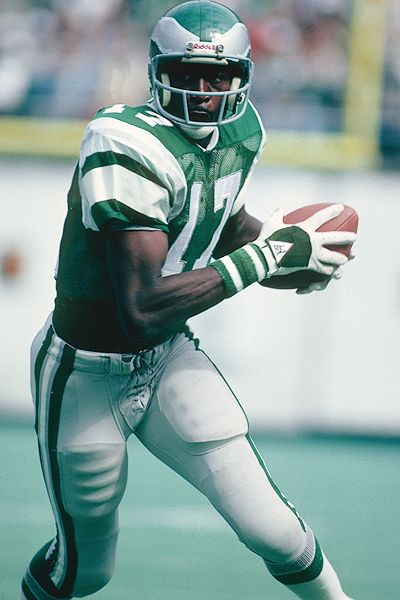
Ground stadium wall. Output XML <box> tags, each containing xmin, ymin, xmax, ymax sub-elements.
<box><xmin>0</xmin><ymin>158</ymin><xmax>399</xmax><ymax>436</ymax></box>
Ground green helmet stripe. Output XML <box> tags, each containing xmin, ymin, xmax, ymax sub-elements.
<box><xmin>150</xmin><ymin>18</ymin><xmax>250</xmax><ymax>59</ymax></box>
<box><xmin>171</xmin><ymin>0</ymin><xmax>242</xmax><ymax>40</ymax></box>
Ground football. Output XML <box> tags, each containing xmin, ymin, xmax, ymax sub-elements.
<box><xmin>260</xmin><ymin>203</ymin><xmax>358</xmax><ymax>290</ymax></box>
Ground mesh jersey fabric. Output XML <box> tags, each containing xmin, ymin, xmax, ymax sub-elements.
<box><xmin>53</xmin><ymin>101</ymin><xmax>265</xmax><ymax>350</ymax></box>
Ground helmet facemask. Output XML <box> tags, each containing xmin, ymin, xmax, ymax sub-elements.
<box><xmin>150</xmin><ymin>52</ymin><xmax>253</xmax><ymax>127</ymax></box>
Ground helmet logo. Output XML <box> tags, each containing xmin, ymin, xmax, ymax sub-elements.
<box><xmin>185</xmin><ymin>41</ymin><xmax>225</xmax><ymax>54</ymax></box>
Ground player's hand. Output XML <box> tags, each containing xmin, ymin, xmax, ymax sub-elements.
<box><xmin>295</xmin><ymin>267</ymin><xmax>341</xmax><ymax>295</ymax></box>
<box><xmin>296</xmin><ymin>246</ymin><xmax>356</xmax><ymax>294</ymax></box>
<box><xmin>255</xmin><ymin>204</ymin><xmax>357</xmax><ymax>278</ymax></box>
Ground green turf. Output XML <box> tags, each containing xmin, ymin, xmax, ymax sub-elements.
<box><xmin>1</xmin><ymin>420</ymin><xmax>399</xmax><ymax>599</ymax></box>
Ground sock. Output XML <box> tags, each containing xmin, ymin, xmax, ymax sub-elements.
<box><xmin>287</xmin><ymin>553</ymin><xmax>354</xmax><ymax>600</ymax></box>
<box><xmin>265</xmin><ymin>526</ymin><xmax>353</xmax><ymax>600</ymax></box>
<box><xmin>20</xmin><ymin>540</ymin><xmax>72</xmax><ymax>600</ymax></box>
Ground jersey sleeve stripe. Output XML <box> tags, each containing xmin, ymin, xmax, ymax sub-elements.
<box><xmin>81</xmin><ymin>150</ymin><xmax>166</xmax><ymax>191</ymax></box>
<box><xmin>81</xmin><ymin>117</ymin><xmax>187</xmax><ymax>201</ymax></box>
<box><xmin>80</xmin><ymin>164</ymin><xmax>170</xmax><ymax>231</ymax></box>
<box><xmin>78</xmin><ymin>119</ymin><xmax>188</xmax><ymax>231</ymax></box>
<box><xmin>91</xmin><ymin>200</ymin><xmax>169</xmax><ymax>233</ymax></box>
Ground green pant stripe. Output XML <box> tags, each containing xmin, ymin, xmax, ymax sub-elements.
<box><xmin>182</xmin><ymin>324</ymin><xmax>200</xmax><ymax>350</ymax></box>
<box><xmin>196</xmin><ymin>348</ymin><xmax>250</xmax><ymax>431</ymax></box>
<box><xmin>246</xmin><ymin>434</ymin><xmax>306</xmax><ymax>533</ymax></box>
<box><xmin>33</xmin><ymin>325</ymin><xmax>54</xmax><ymax>434</ymax></box>
<box><xmin>45</xmin><ymin>344</ymin><xmax>77</xmax><ymax>596</ymax></box>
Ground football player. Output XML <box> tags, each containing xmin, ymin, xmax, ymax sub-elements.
<box><xmin>20</xmin><ymin>1</ymin><xmax>356</xmax><ymax>599</ymax></box>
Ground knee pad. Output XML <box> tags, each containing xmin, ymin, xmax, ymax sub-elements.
<box><xmin>73</xmin><ymin>542</ymin><xmax>116</xmax><ymax>598</ymax></box>
<box><xmin>239</xmin><ymin>506</ymin><xmax>307</xmax><ymax>563</ymax></box>
<box><xmin>264</xmin><ymin>526</ymin><xmax>324</xmax><ymax>585</ymax></box>
<box><xmin>72</xmin><ymin>514</ymin><xmax>119</xmax><ymax>596</ymax></box>
<box><xmin>58</xmin><ymin>443</ymin><xmax>128</xmax><ymax>519</ymax></box>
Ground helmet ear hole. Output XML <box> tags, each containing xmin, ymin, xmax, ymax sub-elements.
<box><xmin>227</xmin><ymin>76</ymin><xmax>241</xmax><ymax>111</ymax></box>
<box><xmin>161</xmin><ymin>72</ymin><xmax>171</xmax><ymax>107</ymax></box>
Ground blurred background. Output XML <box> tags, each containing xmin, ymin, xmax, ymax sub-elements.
<box><xmin>0</xmin><ymin>1</ymin><xmax>399</xmax><ymax>599</ymax></box>
<box><xmin>0</xmin><ymin>0</ymin><xmax>399</xmax><ymax>165</ymax></box>
<box><xmin>0</xmin><ymin>0</ymin><xmax>399</xmax><ymax>430</ymax></box>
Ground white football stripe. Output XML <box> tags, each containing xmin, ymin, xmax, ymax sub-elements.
<box><xmin>243</xmin><ymin>244</ymin><xmax>268</xmax><ymax>280</ymax></box>
<box><xmin>80</xmin><ymin>116</ymin><xmax>187</xmax><ymax>220</ymax></box>
<box><xmin>81</xmin><ymin>164</ymin><xmax>170</xmax><ymax>229</ymax></box>
<box><xmin>222</xmin><ymin>256</ymin><xmax>244</xmax><ymax>292</ymax></box>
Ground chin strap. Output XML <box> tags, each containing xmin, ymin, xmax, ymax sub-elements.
<box><xmin>160</xmin><ymin>72</ymin><xmax>171</xmax><ymax>107</ymax></box>
<box><xmin>178</xmin><ymin>123</ymin><xmax>217</xmax><ymax>140</ymax></box>
<box><xmin>227</xmin><ymin>76</ymin><xmax>241</xmax><ymax>111</ymax></box>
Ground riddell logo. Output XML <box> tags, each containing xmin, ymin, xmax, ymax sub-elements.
<box><xmin>186</xmin><ymin>41</ymin><xmax>224</xmax><ymax>53</ymax></box>
<box><xmin>194</xmin><ymin>42</ymin><xmax>215</xmax><ymax>50</ymax></box>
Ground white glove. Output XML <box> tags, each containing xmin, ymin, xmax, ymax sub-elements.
<box><xmin>254</xmin><ymin>204</ymin><xmax>357</xmax><ymax>278</ymax></box>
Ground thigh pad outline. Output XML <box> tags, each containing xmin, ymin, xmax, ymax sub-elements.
<box><xmin>58</xmin><ymin>443</ymin><xmax>128</xmax><ymax>520</ymax></box>
<box><xmin>157</xmin><ymin>348</ymin><xmax>248</xmax><ymax>443</ymax></box>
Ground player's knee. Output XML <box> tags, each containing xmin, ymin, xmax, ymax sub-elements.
<box><xmin>72</xmin><ymin>524</ymin><xmax>118</xmax><ymax>597</ymax></box>
<box><xmin>60</xmin><ymin>471</ymin><xmax>120</xmax><ymax>597</ymax></box>
<box><xmin>58</xmin><ymin>443</ymin><xmax>128</xmax><ymax>519</ymax></box>
<box><xmin>238</xmin><ymin>508</ymin><xmax>306</xmax><ymax>563</ymax></box>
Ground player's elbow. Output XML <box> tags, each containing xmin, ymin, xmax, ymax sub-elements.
<box><xmin>119</xmin><ymin>306</ymin><xmax>164</xmax><ymax>346</ymax></box>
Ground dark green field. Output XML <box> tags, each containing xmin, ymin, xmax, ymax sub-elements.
<box><xmin>2</xmin><ymin>420</ymin><xmax>399</xmax><ymax>599</ymax></box>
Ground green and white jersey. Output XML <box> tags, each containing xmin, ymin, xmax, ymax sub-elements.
<box><xmin>54</xmin><ymin>101</ymin><xmax>265</xmax><ymax>349</ymax></box>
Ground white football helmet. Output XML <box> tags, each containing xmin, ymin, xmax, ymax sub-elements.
<box><xmin>148</xmin><ymin>0</ymin><xmax>253</xmax><ymax>128</ymax></box>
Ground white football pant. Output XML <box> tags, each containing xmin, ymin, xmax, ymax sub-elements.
<box><xmin>21</xmin><ymin>316</ymin><xmax>351</xmax><ymax>599</ymax></box>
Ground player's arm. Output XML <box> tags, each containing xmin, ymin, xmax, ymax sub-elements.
<box><xmin>106</xmin><ymin>229</ymin><xmax>227</xmax><ymax>347</ymax></box>
<box><xmin>107</xmin><ymin>207</ymin><xmax>263</xmax><ymax>347</ymax></box>
<box><xmin>213</xmin><ymin>206</ymin><xmax>262</xmax><ymax>258</ymax></box>
<box><xmin>107</xmin><ymin>204</ymin><xmax>355</xmax><ymax>347</ymax></box>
